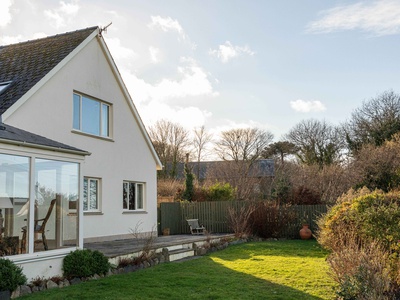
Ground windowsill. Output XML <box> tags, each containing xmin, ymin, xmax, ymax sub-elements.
<box><xmin>84</xmin><ymin>211</ymin><xmax>104</xmax><ymax>216</ymax></box>
<box><xmin>122</xmin><ymin>211</ymin><xmax>148</xmax><ymax>214</ymax></box>
<box><xmin>71</xmin><ymin>129</ymin><xmax>114</xmax><ymax>142</ymax></box>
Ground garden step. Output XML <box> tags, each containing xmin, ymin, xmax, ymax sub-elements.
<box><xmin>168</xmin><ymin>248</ymin><xmax>195</xmax><ymax>262</ymax></box>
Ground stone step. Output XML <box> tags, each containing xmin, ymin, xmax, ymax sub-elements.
<box><xmin>169</xmin><ymin>248</ymin><xmax>195</xmax><ymax>262</ymax></box>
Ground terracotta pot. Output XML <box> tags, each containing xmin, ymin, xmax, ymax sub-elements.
<box><xmin>162</xmin><ymin>228</ymin><xmax>170</xmax><ymax>236</ymax></box>
<box><xmin>299</xmin><ymin>224</ymin><xmax>312</xmax><ymax>240</ymax></box>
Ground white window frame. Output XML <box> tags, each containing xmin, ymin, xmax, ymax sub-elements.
<box><xmin>83</xmin><ymin>177</ymin><xmax>101</xmax><ymax>212</ymax></box>
<box><xmin>123</xmin><ymin>181</ymin><xmax>145</xmax><ymax>211</ymax></box>
<box><xmin>73</xmin><ymin>92</ymin><xmax>111</xmax><ymax>138</ymax></box>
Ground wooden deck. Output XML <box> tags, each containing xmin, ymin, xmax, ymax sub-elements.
<box><xmin>85</xmin><ymin>233</ymin><xmax>234</xmax><ymax>259</ymax></box>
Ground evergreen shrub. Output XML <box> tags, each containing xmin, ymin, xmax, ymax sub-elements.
<box><xmin>0</xmin><ymin>258</ymin><xmax>27</xmax><ymax>292</ymax></box>
<box><xmin>63</xmin><ymin>249</ymin><xmax>110</xmax><ymax>278</ymax></box>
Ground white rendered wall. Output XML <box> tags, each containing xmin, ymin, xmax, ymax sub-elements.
<box><xmin>4</xmin><ymin>37</ymin><xmax>158</xmax><ymax>241</ymax></box>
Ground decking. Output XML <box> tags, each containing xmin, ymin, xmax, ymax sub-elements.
<box><xmin>85</xmin><ymin>233</ymin><xmax>234</xmax><ymax>265</ymax></box>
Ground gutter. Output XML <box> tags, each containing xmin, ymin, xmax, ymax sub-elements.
<box><xmin>0</xmin><ymin>137</ymin><xmax>91</xmax><ymax>156</ymax></box>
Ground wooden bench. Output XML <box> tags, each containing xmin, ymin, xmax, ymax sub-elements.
<box><xmin>186</xmin><ymin>219</ymin><xmax>206</xmax><ymax>235</ymax></box>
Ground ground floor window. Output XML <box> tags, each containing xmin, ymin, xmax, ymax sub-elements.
<box><xmin>83</xmin><ymin>177</ymin><xmax>100</xmax><ymax>212</ymax></box>
<box><xmin>0</xmin><ymin>153</ymin><xmax>79</xmax><ymax>256</ymax></box>
<box><xmin>123</xmin><ymin>181</ymin><xmax>144</xmax><ymax>211</ymax></box>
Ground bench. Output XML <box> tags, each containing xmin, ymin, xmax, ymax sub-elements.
<box><xmin>186</xmin><ymin>219</ymin><xmax>206</xmax><ymax>235</ymax></box>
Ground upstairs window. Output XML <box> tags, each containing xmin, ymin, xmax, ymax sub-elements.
<box><xmin>73</xmin><ymin>93</ymin><xmax>110</xmax><ymax>137</ymax></box>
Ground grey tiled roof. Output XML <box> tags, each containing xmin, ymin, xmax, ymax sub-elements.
<box><xmin>0</xmin><ymin>123</ymin><xmax>88</xmax><ymax>155</ymax></box>
<box><xmin>0</xmin><ymin>26</ymin><xmax>98</xmax><ymax>115</ymax></box>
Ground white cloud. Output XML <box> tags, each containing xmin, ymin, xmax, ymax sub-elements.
<box><xmin>209</xmin><ymin>41</ymin><xmax>255</xmax><ymax>63</ymax></box>
<box><xmin>104</xmin><ymin>37</ymin><xmax>137</xmax><ymax>61</ymax></box>
<box><xmin>148</xmin><ymin>15</ymin><xmax>184</xmax><ymax>38</ymax></box>
<box><xmin>153</xmin><ymin>57</ymin><xmax>218</xmax><ymax>100</ymax></box>
<box><xmin>122</xmin><ymin>57</ymin><xmax>218</xmax><ymax>104</ymax></box>
<box><xmin>119</xmin><ymin>56</ymin><xmax>217</xmax><ymax>130</ymax></box>
<box><xmin>290</xmin><ymin>99</ymin><xmax>327</xmax><ymax>113</ymax></box>
<box><xmin>307</xmin><ymin>1</ymin><xmax>400</xmax><ymax>36</ymax></box>
<box><xmin>147</xmin><ymin>15</ymin><xmax>196</xmax><ymax>49</ymax></box>
<box><xmin>143</xmin><ymin>102</ymin><xmax>212</xmax><ymax>130</ymax></box>
<box><xmin>44</xmin><ymin>0</ymin><xmax>80</xmax><ymax>28</ymax></box>
<box><xmin>0</xmin><ymin>0</ymin><xmax>13</xmax><ymax>27</ymax></box>
<box><xmin>149</xmin><ymin>46</ymin><xmax>160</xmax><ymax>63</ymax></box>
<box><xmin>0</xmin><ymin>35</ymin><xmax>23</xmax><ymax>45</ymax></box>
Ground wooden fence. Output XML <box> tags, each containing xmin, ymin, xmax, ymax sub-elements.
<box><xmin>159</xmin><ymin>201</ymin><xmax>328</xmax><ymax>238</ymax></box>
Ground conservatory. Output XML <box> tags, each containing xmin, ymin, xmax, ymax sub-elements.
<box><xmin>0</xmin><ymin>123</ymin><xmax>89</xmax><ymax>279</ymax></box>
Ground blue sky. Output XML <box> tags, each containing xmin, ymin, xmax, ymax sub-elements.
<box><xmin>1</xmin><ymin>0</ymin><xmax>400</xmax><ymax>140</ymax></box>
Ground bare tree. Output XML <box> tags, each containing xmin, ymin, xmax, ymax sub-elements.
<box><xmin>215</xmin><ymin>127</ymin><xmax>274</xmax><ymax>163</ymax></box>
<box><xmin>345</xmin><ymin>90</ymin><xmax>400</xmax><ymax>153</ymax></box>
<box><xmin>212</xmin><ymin>127</ymin><xmax>274</xmax><ymax>200</ymax></box>
<box><xmin>285</xmin><ymin>119</ymin><xmax>345</xmax><ymax>168</ymax></box>
<box><xmin>148</xmin><ymin>119</ymin><xmax>190</xmax><ymax>178</ymax></box>
<box><xmin>191</xmin><ymin>126</ymin><xmax>213</xmax><ymax>180</ymax></box>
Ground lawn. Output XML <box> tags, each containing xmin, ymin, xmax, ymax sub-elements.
<box><xmin>21</xmin><ymin>240</ymin><xmax>336</xmax><ymax>300</ymax></box>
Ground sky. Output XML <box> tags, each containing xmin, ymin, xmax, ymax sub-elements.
<box><xmin>1</xmin><ymin>0</ymin><xmax>400</xmax><ymax>141</ymax></box>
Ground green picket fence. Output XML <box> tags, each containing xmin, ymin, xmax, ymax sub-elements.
<box><xmin>159</xmin><ymin>201</ymin><xmax>328</xmax><ymax>238</ymax></box>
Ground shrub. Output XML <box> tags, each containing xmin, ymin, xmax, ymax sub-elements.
<box><xmin>91</xmin><ymin>250</ymin><xmax>111</xmax><ymax>275</ymax></box>
<box><xmin>290</xmin><ymin>186</ymin><xmax>321</xmax><ymax>205</ymax></box>
<box><xmin>318</xmin><ymin>189</ymin><xmax>400</xmax><ymax>251</ymax></box>
<box><xmin>327</xmin><ymin>226</ymin><xmax>394</xmax><ymax>299</ymax></box>
<box><xmin>227</xmin><ymin>204</ymin><xmax>256</xmax><ymax>238</ymax></box>
<box><xmin>205</xmin><ymin>182</ymin><xmax>235</xmax><ymax>201</ymax></box>
<box><xmin>249</xmin><ymin>201</ymin><xmax>295</xmax><ymax>238</ymax></box>
<box><xmin>318</xmin><ymin>188</ymin><xmax>400</xmax><ymax>298</ymax></box>
<box><xmin>63</xmin><ymin>249</ymin><xmax>110</xmax><ymax>278</ymax></box>
<box><xmin>0</xmin><ymin>258</ymin><xmax>27</xmax><ymax>292</ymax></box>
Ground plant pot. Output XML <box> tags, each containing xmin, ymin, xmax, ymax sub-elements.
<box><xmin>299</xmin><ymin>224</ymin><xmax>312</xmax><ymax>240</ymax></box>
<box><xmin>162</xmin><ymin>228</ymin><xmax>170</xmax><ymax>236</ymax></box>
<box><xmin>0</xmin><ymin>290</ymin><xmax>11</xmax><ymax>300</ymax></box>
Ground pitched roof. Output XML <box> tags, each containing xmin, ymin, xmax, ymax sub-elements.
<box><xmin>0</xmin><ymin>123</ymin><xmax>89</xmax><ymax>155</ymax></box>
<box><xmin>0</xmin><ymin>26</ymin><xmax>98</xmax><ymax>116</ymax></box>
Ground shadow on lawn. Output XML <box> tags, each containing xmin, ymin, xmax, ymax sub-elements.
<box><xmin>19</xmin><ymin>240</ymin><xmax>332</xmax><ymax>300</ymax></box>
<box><xmin>20</xmin><ymin>257</ymin><xmax>328</xmax><ymax>300</ymax></box>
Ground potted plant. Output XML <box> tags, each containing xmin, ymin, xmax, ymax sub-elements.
<box><xmin>0</xmin><ymin>258</ymin><xmax>27</xmax><ymax>299</ymax></box>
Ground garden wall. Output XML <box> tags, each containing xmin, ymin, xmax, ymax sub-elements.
<box><xmin>159</xmin><ymin>201</ymin><xmax>328</xmax><ymax>238</ymax></box>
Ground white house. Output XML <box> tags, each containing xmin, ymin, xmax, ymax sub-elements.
<box><xmin>0</xmin><ymin>26</ymin><xmax>162</xmax><ymax>279</ymax></box>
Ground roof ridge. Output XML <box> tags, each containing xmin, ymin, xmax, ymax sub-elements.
<box><xmin>0</xmin><ymin>26</ymin><xmax>98</xmax><ymax>48</ymax></box>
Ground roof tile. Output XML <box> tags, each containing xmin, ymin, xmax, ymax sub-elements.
<box><xmin>0</xmin><ymin>26</ymin><xmax>98</xmax><ymax>115</ymax></box>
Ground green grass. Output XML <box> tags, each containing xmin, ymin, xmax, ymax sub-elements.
<box><xmin>21</xmin><ymin>240</ymin><xmax>336</xmax><ymax>300</ymax></box>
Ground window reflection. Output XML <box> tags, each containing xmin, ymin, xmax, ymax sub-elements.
<box><xmin>0</xmin><ymin>154</ymin><xmax>29</xmax><ymax>256</ymax></box>
<box><xmin>0</xmin><ymin>154</ymin><xmax>80</xmax><ymax>256</ymax></box>
<box><xmin>34</xmin><ymin>159</ymin><xmax>78</xmax><ymax>253</ymax></box>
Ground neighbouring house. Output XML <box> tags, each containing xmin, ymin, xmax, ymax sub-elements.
<box><xmin>0</xmin><ymin>26</ymin><xmax>162</xmax><ymax>279</ymax></box>
<box><xmin>163</xmin><ymin>159</ymin><xmax>274</xmax><ymax>200</ymax></box>
<box><xmin>170</xmin><ymin>159</ymin><xmax>275</xmax><ymax>181</ymax></box>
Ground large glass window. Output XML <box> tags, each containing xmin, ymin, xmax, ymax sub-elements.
<box><xmin>83</xmin><ymin>177</ymin><xmax>100</xmax><ymax>212</ymax></box>
<box><xmin>123</xmin><ymin>182</ymin><xmax>144</xmax><ymax>211</ymax></box>
<box><xmin>34</xmin><ymin>159</ymin><xmax>79</xmax><ymax>253</ymax></box>
<box><xmin>0</xmin><ymin>154</ymin><xmax>80</xmax><ymax>257</ymax></box>
<box><xmin>0</xmin><ymin>154</ymin><xmax>29</xmax><ymax>256</ymax></box>
<box><xmin>73</xmin><ymin>93</ymin><xmax>110</xmax><ymax>137</ymax></box>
